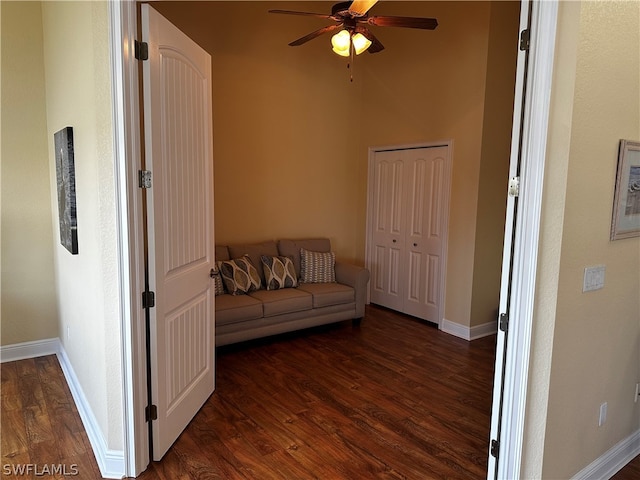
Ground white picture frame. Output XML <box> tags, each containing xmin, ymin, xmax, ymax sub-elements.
<box><xmin>611</xmin><ymin>139</ymin><xmax>640</xmax><ymax>240</ymax></box>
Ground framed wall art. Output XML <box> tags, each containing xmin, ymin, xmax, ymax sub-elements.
<box><xmin>611</xmin><ymin>139</ymin><xmax>640</xmax><ymax>240</ymax></box>
<box><xmin>54</xmin><ymin>126</ymin><xmax>79</xmax><ymax>254</ymax></box>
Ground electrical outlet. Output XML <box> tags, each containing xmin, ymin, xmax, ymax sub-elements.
<box><xmin>67</xmin><ymin>325</ymin><xmax>71</xmax><ymax>341</ymax></box>
<box><xmin>599</xmin><ymin>402</ymin><xmax>608</xmax><ymax>426</ymax></box>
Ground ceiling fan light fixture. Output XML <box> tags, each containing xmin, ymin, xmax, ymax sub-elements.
<box><xmin>331</xmin><ymin>29</ymin><xmax>371</xmax><ymax>57</ymax></box>
<box><xmin>351</xmin><ymin>33</ymin><xmax>372</xmax><ymax>55</ymax></box>
<box><xmin>271</xmin><ymin>2</ymin><xmax>438</xmax><ymax>59</ymax></box>
<box><xmin>331</xmin><ymin>29</ymin><xmax>351</xmax><ymax>56</ymax></box>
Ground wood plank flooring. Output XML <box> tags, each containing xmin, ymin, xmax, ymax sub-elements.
<box><xmin>1</xmin><ymin>304</ymin><xmax>639</xmax><ymax>479</ymax></box>
<box><xmin>142</xmin><ymin>304</ymin><xmax>496</xmax><ymax>479</ymax></box>
<box><xmin>1</xmin><ymin>355</ymin><xmax>102</xmax><ymax>479</ymax></box>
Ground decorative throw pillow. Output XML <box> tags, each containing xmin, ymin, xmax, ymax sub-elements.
<box><xmin>300</xmin><ymin>248</ymin><xmax>336</xmax><ymax>283</ymax></box>
<box><xmin>218</xmin><ymin>255</ymin><xmax>262</xmax><ymax>295</ymax></box>
<box><xmin>212</xmin><ymin>263</ymin><xmax>225</xmax><ymax>296</ymax></box>
<box><xmin>261</xmin><ymin>255</ymin><xmax>298</xmax><ymax>290</ymax></box>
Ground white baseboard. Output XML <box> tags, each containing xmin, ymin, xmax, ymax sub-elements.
<box><xmin>56</xmin><ymin>345</ymin><xmax>126</xmax><ymax>479</ymax></box>
<box><xmin>441</xmin><ymin>318</ymin><xmax>497</xmax><ymax>341</ymax></box>
<box><xmin>572</xmin><ymin>429</ymin><xmax>640</xmax><ymax>479</ymax></box>
<box><xmin>0</xmin><ymin>338</ymin><xmax>125</xmax><ymax>479</ymax></box>
<box><xmin>0</xmin><ymin>338</ymin><xmax>59</xmax><ymax>363</ymax></box>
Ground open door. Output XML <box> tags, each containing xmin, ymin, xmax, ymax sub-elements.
<box><xmin>488</xmin><ymin>0</ymin><xmax>559</xmax><ymax>478</ymax></box>
<box><xmin>141</xmin><ymin>4</ymin><xmax>216</xmax><ymax>460</ymax></box>
<box><xmin>487</xmin><ymin>0</ymin><xmax>531</xmax><ymax>477</ymax></box>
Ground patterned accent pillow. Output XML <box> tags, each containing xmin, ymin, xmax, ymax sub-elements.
<box><xmin>261</xmin><ymin>255</ymin><xmax>298</xmax><ymax>290</ymax></box>
<box><xmin>218</xmin><ymin>255</ymin><xmax>262</xmax><ymax>295</ymax></box>
<box><xmin>212</xmin><ymin>263</ymin><xmax>225</xmax><ymax>296</ymax></box>
<box><xmin>300</xmin><ymin>248</ymin><xmax>336</xmax><ymax>283</ymax></box>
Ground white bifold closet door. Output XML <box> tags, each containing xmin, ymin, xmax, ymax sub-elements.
<box><xmin>368</xmin><ymin>145</ymin><xmax>450</xmax><ymax>324</ymax></box>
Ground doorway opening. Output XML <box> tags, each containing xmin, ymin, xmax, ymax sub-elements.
<box><xmin>110</xmin><ymin>1</ymin><xmax>556</xmax><ymax>478</ymax></box>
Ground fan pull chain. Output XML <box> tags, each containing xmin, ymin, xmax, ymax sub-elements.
<box><xmin>348</xmin><ymin>42</ymin><xmax>354</xmax><ymax>82</ymax></box>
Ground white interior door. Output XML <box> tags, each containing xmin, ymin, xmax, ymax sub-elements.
<box><xmin>142</xmin><ymin>4</ymin><xmax>215</xmax><ymax>461</ymax></box>
<box><xmin>367</xmin><ymin>144</ymin><xmax>451</xmax><ymax>325</ymax></box>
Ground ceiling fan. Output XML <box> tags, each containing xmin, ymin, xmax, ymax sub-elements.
<box><xmin>268</xmin><ymin>0</ymin><xmax>438</xmax><ymax>57</ymax></box>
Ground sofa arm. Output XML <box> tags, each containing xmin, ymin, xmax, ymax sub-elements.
<box><xmin>335</xmin><ymin>262</ymin><xmax>370</xmax><ymax>318</ymax></box>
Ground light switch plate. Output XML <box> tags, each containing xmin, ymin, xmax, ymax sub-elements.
<box><xmin>583</xmin><ymin>265</ymin><xmax>605</xmax><ymax>292</ymax></box>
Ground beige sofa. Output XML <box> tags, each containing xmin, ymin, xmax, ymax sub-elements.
<box><xmin>214</xmin><ymin>238</ymin><xmax>370</xmax><ymax>346</ymax></box>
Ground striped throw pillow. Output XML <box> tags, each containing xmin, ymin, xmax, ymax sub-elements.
<box><xmin>300</xmin><ymin>248</ymin><xmax>336</xmax><ymax>283</ymax></box>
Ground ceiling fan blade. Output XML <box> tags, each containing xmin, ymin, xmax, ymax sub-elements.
<box><xmin>288</xmin><ymin>24</ymin><xmax>342</xmax><ymax>47</ymax></box>
<box><xmin>367</xmin><ymin>15</ymin><xmax>438</xmax><ymax>30</ymax></box>
<box><xmin>348</xmin><ymin>0</ymin><xmax>379</xmax><ymax>17</ymax></box>
<box><xmin>356</xmin><ymin>27</ymin><xmax>384</xmax><ymax>53</ymax></box>
<box><xmin>268</xmin><ymin>9</ymin><xmax>332</xmax><ymax>20</ymax></box>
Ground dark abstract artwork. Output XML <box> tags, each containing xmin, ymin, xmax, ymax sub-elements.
<box><xmin>54</xmin><ymin>127</ymin><xmax>78</xmax><ymax>254</ymax></box>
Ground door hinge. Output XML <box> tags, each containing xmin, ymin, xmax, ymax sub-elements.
<box><xmin>139</xmin><ymin>170</ymin><xmax>152</xmax><ymax>189</ymax></box>
<box><xmin>499</xmin><ymin>313</ymin><xmax>509</xmax><ymax>332</ymax></box>
<box><xmin>490</xmin><ymin>439</ymin><xmax>500</xmax><ymax>458</ymax></box>
<box><xmin>135</xmin><ymin>40</ymin><xmax>149</xmax><ymax>61</ymax></box>
<box><xmin>508</xmin><ymin>176</ymin><xmax>520</xmax><ymax>197</ymax></box>
<box><xmin>145</xmin><ymin>404</ymin><xmax>158</xmax><ymax>422</ymax></box>
<box><xmin>142</xmin><ymin>291</ymin><xmax>155</xmax><ymax>309</ymax></box>
<box><xmin>520</xmin><ymin>29</ymin><xmax>530</xmax><ymax>51</ymax></box>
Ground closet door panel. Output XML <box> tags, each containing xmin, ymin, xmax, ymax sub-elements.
<box><xmin>370</xmin><ymin>153</ymin><xmax>405</xmax><ymax>311</ymax></box>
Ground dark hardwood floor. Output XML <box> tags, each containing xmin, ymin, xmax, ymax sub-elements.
<box><xmin>1</xmin><ymin>354</ymin><xmax>102</xmax><ymax>479</ymax></box>
<box><xmin>2</xmin><ymin>304</ymin><xmax>639</xmax><ymax>479</ymax></box>
<box><xmin>140</xmin><ymin>305</ymin><xmax>496</xmax><ymax>479</ymax></box>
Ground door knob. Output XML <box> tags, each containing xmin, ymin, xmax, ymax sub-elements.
<box><xmin>210</xmin><ymin>268</ymin><xmax>218</xmax><ymax>278</ymax></box>
<box><xmin>413</xmin><ymin>243</ymin><xmax>418</xmax><ymax>247</ymax></box>
<box><xmin>392</xmin><ymin>239</ymin><xmax>397</xmax><ymax>243</ymax></box>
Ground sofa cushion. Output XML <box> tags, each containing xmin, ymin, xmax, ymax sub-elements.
<box><xmin>277</xmin><ymin>238</ymin><xmax>331</xmax><ymax>278</ymax></box>
<box><xmin>297</xmin><ymin>283</ymin><xmax>354</xmax><ymax>308</ymax></box>
<box><xmin>228</xmin><ymin>241</ymin><xmax>279</xmax><ymax>283</ymax></box>
<box><xmin>215</xmin><ymin>294</ymin><xmax>263</xmax><ymax>326</ymax></box>
<box><xmin>261</xmin><ymin>255</ymin><xmax>298</xmax><ymax>290</ymax></box>
<box><xmin>300</xmin><ymin>248</ymin><xmax>336</xmax><ymax>283</ymax></box>
<box><xmin>219</xmin><ymin>255</ymin><xmax>262</xmax><ymax>295</ymax></box>
<box><xmin>249</xmin><ymin>288</ymin><xmax>312</xmax><ymax>317</ymax></box>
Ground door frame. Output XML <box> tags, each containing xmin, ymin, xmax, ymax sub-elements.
<box><xmin>365</xmin><ymin>140</ymin><xmax>453</xmax><ymax>330</ymax></box>
<box><xmin>108</xmin><ymin>0</ymin><xmax>560</xmax><ymax>477</ymax></box>
<box><xmin>109</xmin><ymin>0</ymin><xmax>149</xmax><ymax>476</ymax></box>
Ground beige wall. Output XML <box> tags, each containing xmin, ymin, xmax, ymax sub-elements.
<box><xmin>471</xmin><ymin>1</ymin><xmax>520</xmax><ymax>327</ymax></box>
<box><xmin>152</xmin><ymin>0</ymin><xmax>520</xmax><ymax>328</ymax></box>
<box><xmin>543</xmin><ymin>1</ymin><xmax>640</xmax><ymax>476</ymax></box>
<box><xmin>2</xmin><ymin>0</ymin><xmax>126</xmax><ymax>458</ymax></box>
<box><xmin>40</xmin><ymin>1</ymin><xmax>123</xmax><ymax>451</ymax></box>
<box><xmin>360</xmin><ymin>0</ymin><xmax>518</xmax><ymax>328</ymax></box>
<box><xmin>523</xmin><ymin>1</ymin><xmax>640</xmax><ymax>478</ymax></box>
<box><xmin>151</xmin><ymin>1</ymin><xmax>366</xmax><ymax>258</ymax></box>
<box><xmin>1</xmin><ymin>1</ymin><xmax>58</xmax><ymax>345</ymax></box>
